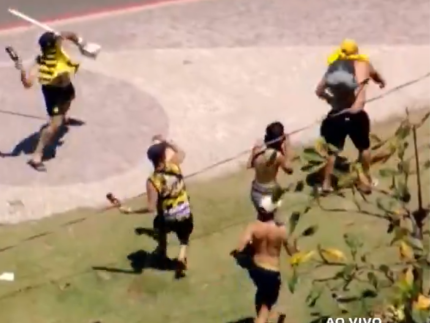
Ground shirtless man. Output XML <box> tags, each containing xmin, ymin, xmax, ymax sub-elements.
<box><xmin>315</xmin><ymin>39</ymin><xmax>386</xmax><ymax>193</ymax></box>
<box><xmin>247</xmin><ymin>121</ymin><xmax>293</xmax><ymax>212</ymax></box>
<box><xmin>231</xmin><ymin>194</ymin><xmax>297</xmax><ymax>323</ymax></box>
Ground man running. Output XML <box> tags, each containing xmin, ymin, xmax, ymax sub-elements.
<box><xmin>121</xmin><ymin>136</ymin><xmax>192</xmax><ymax>278</ymax></box>
<box><xmin>231</xmin><ymin>193</ymin><xmax>297</xmax><ymax>323</ymax></box>
<box><xmin>14</xmin><ymin>31</ymin><xmax>89</xmax><ymax>171</ymax></box>
<box><xmin>315</xmin><ymin>39</ymin><xmax>386</xmax><ymax>193</ymax></box>
<box><xmin>247</xmin><ymin>121</ymin><xmax>293</xmax><ymax>212</ymax></box>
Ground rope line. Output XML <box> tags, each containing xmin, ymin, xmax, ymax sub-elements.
<box><xmin>0</xmin><ymin>71</ymin><xmax>428</xmax><ymax>303</ymax></box>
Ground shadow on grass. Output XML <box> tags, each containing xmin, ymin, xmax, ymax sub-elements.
<box><xmin>226</xmin><ymin>317</ymin><xmax>254</xmax><ymax>323</ymax></box>
<box><xmin>135</xmin><ymin>227</ymin><xmax>158</xmax><ymax>241</ymax></box>
<box><xmin>92</xmin><ymin>249</ymin><xmax>177</xmax><ymax>275</ymax></box>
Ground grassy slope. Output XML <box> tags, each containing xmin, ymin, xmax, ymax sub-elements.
<box><xmin>0</xmin><ymin>110</ymin><xmax>429</xmax><ymax>323</ymax></box>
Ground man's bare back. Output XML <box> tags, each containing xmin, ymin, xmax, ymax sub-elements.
<box><xmin>251</xmin><ymin>220</ymin><xmax>286</xmax><ymax>271</ymax></box>
<box><xmin>235</xmin><ymin>219</ymin><xmax>295</xmax><ymax>271</ymax></box>
<box><xmin>252</xmin><ymin>149</ymin><xmax>282</xmax><ymax>185</ymax></box>
<box><xmin>232</xmin><ymin>211</ymin><xmax>297</xmax><ymax>323</ymax></box>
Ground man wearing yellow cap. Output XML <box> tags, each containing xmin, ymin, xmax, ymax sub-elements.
<box><xmin>315</xmin><ymin>39</ymin><xmax>386</xmax><ymax>193</ymax></box>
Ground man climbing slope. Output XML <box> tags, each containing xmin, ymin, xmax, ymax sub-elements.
<box><xmin>315</xmin><ymin>38</ymin><xmax>386</xmax><ymax>194</ymax></box>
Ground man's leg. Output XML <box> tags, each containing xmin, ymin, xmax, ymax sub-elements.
<box><xmin>62</xmin><ymin>83</ymin><xmax>76</xmax><ymax>124</ymax></box>
<box><xmin>174</xmin><ymin>214</ymin><xmax>194</xmax><ymax>277</ymax></box>
<box><xmin>29</xmin><ymin>113</ymin><xmax>64</xmax><ymax>169</ymax></box>
<box><xmin>349</xmin><ymin>111</ymin><xmax>372</xmax><ymax>190</ymax></box>
<box><xmin>153</xmin><ymin>215</ymin><xmax>168</xmax><ymax>257</ymax></box>
<box><xmin>251</xmin><ymin>269</ymin><xmax>281</xmax><ymax>323</ymax></box>
<box><xmin>320</xmin><ymin>115</ymin><xmax>347</xmax><ymax>191</ymax></box>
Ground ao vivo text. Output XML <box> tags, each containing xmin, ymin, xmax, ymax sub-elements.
<box><xmin>327</xmin><ymin>318</ymin><xmax>382</xmax><ymax>323</ymax></box>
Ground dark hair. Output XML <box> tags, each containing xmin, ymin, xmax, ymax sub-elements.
<box><xmin>147</xmin><ymin>142</ymin><xmax>167</xmax><ymax>166</ymax></box>
<box><xmin>38</xmin><ymin>32</ymin><xmax>58</xmax><ymax>52</ymax></box>
<box><xmin>257</xmin><ymin>209</ymin><xmax>275</xmax><ymax>221</ymax></box>
<box><xmin>264</xmin><ymin>121</ymin><xmax>285</xmax><ymax>152</ymax></box>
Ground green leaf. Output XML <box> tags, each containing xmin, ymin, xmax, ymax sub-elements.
<box><xmin>379</xmin><ymin>264</ymin><xmax>395</xmax><ymax>282</ymax></box>
<box><xmin>361</xmin><ymin>289</ymin><xmax>377</xmax><ymax>298</ymax></box>
<box><xmin>371</xmin><ymin>141</ymin><xmax>388</xmax><ymax>151</ymax></box>
<box><xmin>395</xmin><ymin>122</ymin><xmax>412</xmax><ymax>140</ymax></box>
<box><xmin>302</xmin><ymin>147</ymin><xmax>325</xmax><ymax>163</ymax></box>
<box><xmin>367</xmin><ymin>272</ymin><xmax>379</xmax><ymax>290</ymax></box>
<box><xmin>397</xmin><ymin>160</ymin><xmax>411</xmax><ymax>174</ymax></box>
<box><xmin>397</xmin><ymin>141</ymin><xmax>409</xmax><ymax>160</ymax></box>
<box><xmin>394</xmin><ymin>182</ymin><xmax>411</xmax><ymax>203</ymax></box>
<box><xmin>423</xmin><ymin>160</ymin><xmax>430</xmax><ymax>170</ymax></box>
<box><xmin>379</xmin><ymin>264</ymin><xmax>390</xmax><ymax>273</ymax></box>
<box><xmin>287</xmin><ymin>269</ymin><xmax>299</xmax><ymax>294</ymax></box>
<box><xmin>326</xmin><ymin>143</ymin><xmax>340</xmax><ymax>154</ymax></box>
<box><xmin>305</xmin><ymin>286</ymin><xmax>323</xmax><ymax>307</ymax></box>
<box><xmin>416</xmin><ymin>111</ymin><xmax>430</xmax><ymax>129</ymax></box>
<box><xmin>376</xmin><ymin>198</ymin><xmax>389</xmax><ymax>212</ymax></box>
<box><xmin>288</xmin><ymin>212</ymin><xmax>301</xmax><ymax>234</ymax></box>
<box><xmin>379</xmin><ymin>168</ymin><xmax>398</xmax><ymax>177</ymax></box>
<box><xmin>369</xmin><ymin>133</ymin><xmax>382</xmax><ymax>143</ymax></box>
<box><xmin>343</xmin><ymin>234</ymin><xmax>360</xmax><ymax>260</ymax></box>
<box><xmin>337</xmin><ymin>173</ymin><xmax>357</xmax><ymax>189</ymax></box>
<box><xmin>301</xmin><ymin>161</ymin><xmax>324</xmax><ymax>172</ymax></box>
<box><xmin>390</xmin><ymin>227</ymin><xmax>409</xmax><ymax>245</ymax></box>
<box><xmin>294</xmin><ymin>180</ymin><xmax>305</xmax><ymax>192</ymax></box>
<box><xmin>300</xmin><ymin>225</ymin><xmax>318</xmax><ymax>237</ymax></box>
<box><xmin>271</xmin><ymin>186</ymin><xmax>286</xmax><ymax>202</ymax></box>
<box><xmin>406</xmin><ymin>236</ymin><xmax>424</xmax><ymax>252</ymax></box>
<box><xmin>411</xmin><ymin>308</ymin><xmax>430</xmax><ymax>323</ymax></box>
<box><xmin>340</xmin><ymin>264</ymin><xmax>355</xmax><ymax>279</ymax></box>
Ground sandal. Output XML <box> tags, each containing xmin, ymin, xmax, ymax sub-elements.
<box><xmin>27</xmin><ymin>160</ymin><xmax>46</xmax><ymax>172</ymax></box>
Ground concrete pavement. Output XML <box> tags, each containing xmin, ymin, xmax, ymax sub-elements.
<box><xmin>0</xmin><ymin>0</ymin><xmax>428</xmax><ymax>222</ymax></box>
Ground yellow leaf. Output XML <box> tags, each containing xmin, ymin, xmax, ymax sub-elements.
<box><xmin>402</xmin><ymin>266</ymin><xmax>414</xmax><ymax>287</ymax></box>
<box><xmin>399</xmin><ymin>241</ymin><xmax>414</xmax><ymax>261</ymax></box>
<box><xmin>314</xmin><ymin>138</ymin><xmax>328</xmax><ymax>156</ymax></box>
<box><xmin>290</xmin><ymin>251</ymin><xmax>315</xmax><ymax>266</ymax></box>
<box><xmin>413</xmin><ymin>294</ymin><xmax>430</xmax><ymax>310</ymax></box>
<box><xmin>386</xmin><ymin>304</ymin><xmax>405</xmax><ymax>321</ymax></box>
<box><xmin>321</xmin><ymin>248</ymin><xmax>346</xmax><ymax>262</ymax></box>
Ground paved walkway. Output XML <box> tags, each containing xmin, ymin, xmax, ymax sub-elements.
<box><xmin>0</xmin><ymin>0</ymin><xmax>429</xmax><ymax>222</ymax></box>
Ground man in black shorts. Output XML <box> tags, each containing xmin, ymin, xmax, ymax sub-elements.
<box><xmin>14</xmin><ymin>31</ymin><xmax>87</xmax><ymax>171</ymax></box>
<box><xmin>121</xmin><ymin>136</ymin><xmax>192</xmax><ymax>278</ymax></box>
<box><xmin>315</xmin><ymin>39</ymin><xmax>386</xmax><ymax>193</ymax></box>
<box><xmin>231</xmin><ymin>194</ymin><xmax>297</xmax><ymax>323</ymax></box>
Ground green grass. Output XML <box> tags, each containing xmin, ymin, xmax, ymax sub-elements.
<box><xmin>0</xmin><ymin>110</ymin><xmax>429</xmax><ymax>323</ymax></box>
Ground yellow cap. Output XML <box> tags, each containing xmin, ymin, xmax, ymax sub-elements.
<box><xmin>340</xmin><ymin>39</ymin><xmax>358</xmax><ymax>55</ymax></box>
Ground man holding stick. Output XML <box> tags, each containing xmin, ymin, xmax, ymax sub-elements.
<box><xmin>315</xmin><ymin>39</ymin><xmax>386</xmax><ymax>193</ymax></box>
<box><xmin>10</xmin><ymin>30</ymin><xmax>94</xmax><ymax>171</ymax></box>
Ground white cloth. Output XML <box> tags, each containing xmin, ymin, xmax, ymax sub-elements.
<box><xmin>80</xmin><ymin>42</ymin><xmax>101</xmax><ymax>58</ymax></box>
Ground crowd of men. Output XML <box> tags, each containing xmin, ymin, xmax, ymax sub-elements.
<box><xmin>13</xmin><ymin>32</ymin><xmax>385</xmax><ymax>322</ymax></box>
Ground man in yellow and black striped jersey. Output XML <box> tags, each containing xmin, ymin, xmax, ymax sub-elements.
<box><xmin>15</xmin><ymin>30</ymin><xmax>88</xmax><ymax>171</ymax></box>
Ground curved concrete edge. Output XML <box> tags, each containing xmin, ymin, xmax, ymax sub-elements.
<box><xmin>1</xmin><ymin>45</ymin><xmax>429</xmax><ymax>224</ymax></box>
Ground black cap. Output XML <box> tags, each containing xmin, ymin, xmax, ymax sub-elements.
<box><xmin>38</xmin><ymin>32</ymin><xmax>58</xmax><ymax>51</ymax></box>
<box><xmin>147</xmin><ymin>142</ymin><xmax>167</xmax><ymax>165</ymax></box>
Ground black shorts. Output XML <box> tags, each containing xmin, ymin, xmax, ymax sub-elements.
<box><xmin>153</xmin><ymin>213</ymin><xmax>194</xmax><ymax>245</ymax></box>
<box><xmin>41</xmin><ymin>83</ymin><xmax>75</xmax><ymax>117</ymax></box>
<box><xmin>320</xmin><ymin>110</ymin><xmax>370</xmax><ymax>152</ymax></box>
<box><xmin>249</xmin><ymin>264</ymin><xmax>281</xmax><ymax>309</ymax></box>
